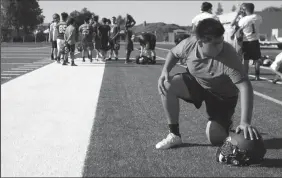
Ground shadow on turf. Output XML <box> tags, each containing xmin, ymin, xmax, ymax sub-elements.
<box><xmin>258</xmin><ymin>158</ymin><xmax>282</xmax><ymax>168</ymax></box>
<box><xmin>172</xmin><ymin>142</ymin><xmax>215</xmax><ymax>148</ymax></box>
<box><xmin>264</xmin><ymin>138</ymin><xmax>282</xmax><ymax>150</ymax></box>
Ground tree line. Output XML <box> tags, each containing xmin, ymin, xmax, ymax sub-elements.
<box><xmin>1</xmin><ymin>0</ymin><xmax>281</xmax><ymax>42</ymax></box>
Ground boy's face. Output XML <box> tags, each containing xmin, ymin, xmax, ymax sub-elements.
<box><xmin>199</xmin><ymin>36</ymin><xmax>224</xmax><ymax>57</ymax></box>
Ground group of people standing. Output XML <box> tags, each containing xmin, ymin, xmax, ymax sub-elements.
<box><xmin>48</xmin><ymin>13</ymin><xmax>158</xmax><ymax>65</ymax></box>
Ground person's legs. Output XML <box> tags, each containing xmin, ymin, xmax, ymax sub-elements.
<box><xmin>204</xmin><ymin>92</ymin><xmax>238</xmax><ymax>146</ymax></box>
<box><xmin>70</xmin><ymin>44</ymin><xmax>77</xmax><ymax>66</ymax></box>
<box><xmin>156</xmin><ymin>73</ymin><xmax>203</xmax><ymax>149</ymax></box>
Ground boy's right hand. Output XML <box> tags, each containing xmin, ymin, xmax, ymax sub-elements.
<box><xmin>158</xmin><ymin>71</ymin><xmax>169</xmax><ymax>96</ymax></box>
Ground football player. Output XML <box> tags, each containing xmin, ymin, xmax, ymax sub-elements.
<box><xmin>49</xmin><ymin>13</ymin><xmax>60</xmax><ymax>61</ymax></box>
<box><xmin>98</xmin><ymin>18</ymin><xmax>111</xmax><ymax>62</ymax></box>
<box><xmin>63</xmin><ymin>17</ymin><xmax>77</xmax><ymax>66</ymax></box>
<box><xmin>56</xmin><ymin>12</ymin><xmax>69</xmax><ymax>63</ymax></box>
<box><xmin>191</xmin><ymin>2</ymin><xmax>219</xmax><ymax>33</ymax></box>
<box><xmin>156</xmin><ymin>18</ymin><xmax>260</xmax><ymax>150</ymax></box>
<box><xmin>108</xmin><ymin>16</ymin><xmax>121</xmax><ymax>61</ymax></box>
<box><xmin>134</xmin><ymin>32</ymin><xmax>157</xmax><ymax>63</ymax></box>
<box><xmin>232</xmin><ymin>3</ymin><xmax>263</xmax><ymax>80</ymax></box>
<box><xmin>79</xmin><ymin>16</ymin><xmax>94</xmax><ymax>62</ymax></box>
<box><xmin>92</xmin><ymin>15</ymin><xmax>102</xmax><ymax>61</ymax></box>
<box><xmin>270</xmin><ymin>52</ymin><xmax>282</xmax><ymax>84</ymax></box>
<box><xmin>124</xmin><ymin>14</ymin><xmax>136</xmax><ymax>64</ymax></box>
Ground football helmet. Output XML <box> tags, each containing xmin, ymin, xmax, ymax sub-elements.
<box><xmin>216</xmin><ymin>131</ymin><xmax>266</xmax><ymax>166</ymax></box>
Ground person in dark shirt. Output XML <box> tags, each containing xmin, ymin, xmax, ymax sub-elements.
<box><xmin>134</xmin><ymin>32</ymin><xmax>157</xmax><ymax>63</ymax></box>
<box><xmin>124</xmin><ymin>14</ymin><xmax>136</xmax><ymax>64</ymax></box>
<box><xmin>92</xmin><ymin>15</ymin><xmax>102</xmax><ymax>61</ymax></box>
<box><xmin>79</xmin><ymin>16</ymin><xmax>94</xmax><ymax>62</ymax></box>
<box><xmin>156</xmin><ymin>18</ymin><xmax>259</xmax><ymax>150</ymax></box>
<box><xmin>98</xmin><ymin>17</ymin><xmax>111</xmax><ymax>62</ymax></box>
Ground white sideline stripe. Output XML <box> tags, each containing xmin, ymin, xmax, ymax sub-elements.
<box><xmin>156</xmin><ymin>55</ymin><xmax>282</xmax><ymax>106</ymax></box>
<box><xmin>1</xmin><ymin>73</ymin><xmax>21</xmax><ymax>76</ymax></box>
<box><xmin>28</xmin><ymin>46</ymin><xmax>50</xmax><ymax>50</ymax></box>
<box><xmin>249</xmin><ymin>75</ymin><xmax>282</xmax><ymax>85</ymax></box>
<box><xmin>1</xmin><ymin>63</ymin><xmax>30</xmax><ymax>65</ymax></box>
<box><xmin>2</xmin><ymin>54</ymin><xmax>50</xmax><ymax>56</ymax></box>
<box><xmin>1</xmin><ymin>76</ymin><xmax>11</xmax><ymax>79</ymax></box>
<box><xmin>3</xmin><ymin>71</ymin><xmax>28</xmax><ymax>73</ymax></box>
<box><xmin>1</xmin><ymin>62</ymin><xmax>106</xmax><ymax>176</ymax></box>
<box><xmin>11</xmin><ymin>68</ymin><xmax>33</xmax><ymax>70</ymax></box>
<box><xmin>1</xmin><ymin>56</ymin><xmax>49</xmax><ymax>59</ymax></box>
<box><xmin>23</xmin><ymin>64</ymin><xmax>44</xmax><ymax>67</ymax></box>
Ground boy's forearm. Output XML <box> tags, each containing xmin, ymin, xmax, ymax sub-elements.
<box><xmin>238</xmin><ymin>80</ymin><xmax>254</xmax><ymax>125</ymax></box>
<box><xmin>162</xmin><ymin>51</ymin><xmax>179</xmax><ymax>73</ymax></box>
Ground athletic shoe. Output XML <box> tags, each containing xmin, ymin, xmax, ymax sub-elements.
<box><xmin>155</xmin><ymin>133</ymin><xmax>182</xmax><ymax>149</ymax></box>
<box><xmin>71</xmin><ymin>62</ymin><xmax>77</xmax><ymax>66</ymax></box>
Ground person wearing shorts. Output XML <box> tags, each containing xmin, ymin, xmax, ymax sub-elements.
<box><xmin>79</xmin><ymin>16</ymin><xmax>94</xmax><ymax>62</ymax></box>
<box><xmin>135</xmin><ymin>32</ymin><xmax>157</xmax><ymax>62</ymax></box>
<box><xmin>124</xmin><ymin>14</ymin><xmax>136</xmax><ymax>64</ymax></box>
<box><xmin>92</xmin><ymin>15</ymin><xmax>102</xmax><ymax>61</ymax></box>
<box><xmin>156</xmin><ymin>18</ymin><xmax>260</xmax><ymax>150</ymax></box>
<box><xmin>63</xmin><ymin>17</ymin><xmax>77</xmax><ymax>66</ymax></box>
<box><xmin>49</xmin><ymin>13</ymin><xmax>60</xmax><ymax>60</ymax></box>
<box><xmin>270</xmin><ymin>52</ymin><xmax>282</xmax><ymax>84</ymax></box>
<box><xmin>98</xmin><ymin>18</ymin><xmax>111</xmax><ymax>62</ymax></box>
<box><xmin>233</xmin><ymin>3</ymin><xmax>263</xmax><ymax>80</ymax></box>
<box><xmin>108</xmin><ymin>16</ymin><xmax>120</xmax><ymax>61</ymax></box>
<box><xmin>56</xmin><ymin>12</ymin><xmax>69</xmax><ymax>63</ymax></box>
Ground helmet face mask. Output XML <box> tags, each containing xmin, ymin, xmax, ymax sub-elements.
<box><xmin>216</xmin><ymin>132</ymin><xmax>266</xmax><ymax>166</ymax></box>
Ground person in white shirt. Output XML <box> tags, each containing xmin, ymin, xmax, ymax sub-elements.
<box><xmin>191</xmin><ymin>2</ymin><xmax>219</xmax><ymax>33</ymax></box>
<box><xmin>48</xmin><ymin>13</ymin><xmax>60</xmax><ymax>60</ymax></box>
<box><xmin>232</xmin><ymin>3</ymin><xmax>263</xmax><ymax>80</ymax></box>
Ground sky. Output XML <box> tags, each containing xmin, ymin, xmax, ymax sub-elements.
<box><xmin>39</xmin><ymin>1</ymin><xmax>282</xmax><ymax>26</ymax></box>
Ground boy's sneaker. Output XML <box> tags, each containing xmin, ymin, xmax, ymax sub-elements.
<box><xmin>156</xmin><ymin>133</ymin><xmax>182</xmax><ymax>149</ymax></box>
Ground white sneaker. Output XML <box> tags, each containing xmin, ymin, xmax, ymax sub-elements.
<box><xmin>156</xmin><ymin>133</ymin><xmax>182</xmax><ymax>149</ymax></box>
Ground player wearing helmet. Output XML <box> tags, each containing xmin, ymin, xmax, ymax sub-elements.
<box><xmin>49</xmin><ymin>13</ymin><xmax>60</xmax><ymax>61</ymax></box>
<box><xmin>56</xmin><ymin>12</ymin><xmax>69</xmax><ymax>63</ymax></box>
<box><xmin>156</xmin><ymin>18</ymin><xmax>260</xmax><ymax>150</ymax></box>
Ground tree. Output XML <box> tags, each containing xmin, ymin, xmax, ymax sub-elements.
<box><xmin>262</xmin><ymin>6</ymin><xmax>282</xmax><ymax>12</ymax></box>
<box><xmin>69</xmin><ymin>8</ymin><xmax>95</xmax><ymax>27</ymax></box>
<box><xmin>2</xmin><ymin>0</ymin><xmax>45</xmax><ymax>37</ymax></box>
<box><xmin>231</xmin><ymin>5</ymin><xmax>237</xmax><ymax>12</ymax></box>
<box><xmin>215</xmin><ymin>3</ymin><xmax>224</xmax><ymax>15</ymax></box>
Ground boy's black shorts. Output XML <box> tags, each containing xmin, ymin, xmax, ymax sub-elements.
<box><xmin>52</xmin><ymin>40</ymin><xmax>57</xmax><ymax>48</ymax></box>
<box><xmin>242</xmin><ymin>40</ymin><xmax>261</xmax><ymax>60</ymax></box>
<box><xmin>177</xmin><ymin>69</ymin><xmax>238</xmax><ymax>129</ymax></box>
<box><xmin>65</xmin><ymin>44</ymin><xmax>75</xmax><ymax>53</ymax></box>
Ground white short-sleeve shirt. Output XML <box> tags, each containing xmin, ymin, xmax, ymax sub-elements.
<box><xmin>192</xmin><ymin>12</ymin><xmax>219</xmax><ymax>27</ymax></box>
<box><xmin>238</xmin><ymin>14</ymin><xmax>262</xmax><ymax>42</ymax></box>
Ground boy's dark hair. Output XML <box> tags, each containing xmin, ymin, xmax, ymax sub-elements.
<box><xmin>244</xmin><ymin>3</ymin><xmax>255</xmax><ymax>13</ymax></box>
<box><xmin>102</xmin><ymin>17</ymin><xmax>107</xmax><ymax>24</ymax></box>
<box><xmin>61</xmin><ymin>12</ymin><xmax>69</xmax><ymax>21</ymax></box>
<box><xmin>107</xmin><ymin>19</ymin><xmax>111</xmax><ymax>24</ymax></box>
<box><xmin>93</xmin><ymin>15</ymin><xmax>99</xmax><ymax>22</ymax></box>
<box><xmin>85</xmin><ymin>16</ymin><xmax>90</xmax><ymax>23</ymax></box>
<box><xmin>195</xmin><ymin>18</ymin><xmax>225</xmax><ymax>41</ymax></box>
<box><xmin>201</xmin><ymin>2</ymin><xmax>213</xmax><ymax>12</ymax></box>
<box><xmin>68</xmin><ymin>17</ymin><xmax>75</xmax><ymax>25</ymax></box>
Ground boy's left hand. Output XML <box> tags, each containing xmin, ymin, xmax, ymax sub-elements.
<box><xmin>236</xmin><ymin>123</ymin><xmax>260</xmax><ymax>140</ymax></box>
